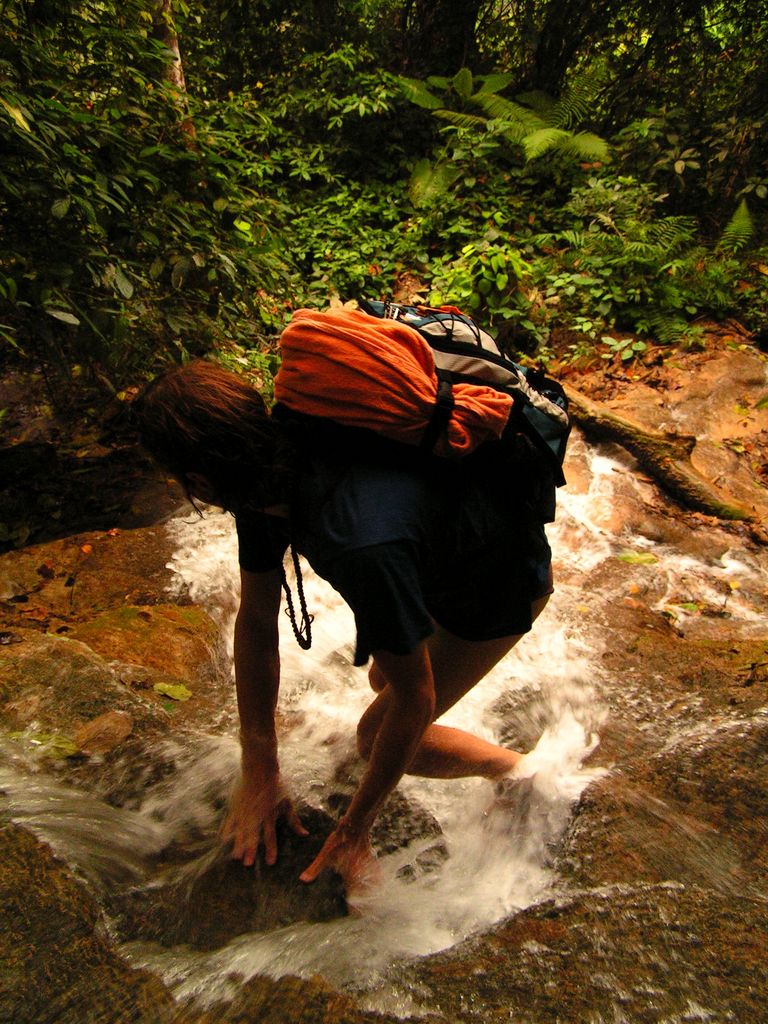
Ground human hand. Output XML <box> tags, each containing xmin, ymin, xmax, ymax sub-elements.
<box><xmin>299</xmin><ymin>821</ymin><xmax>380</xmax><ymax>899</ymax></box>
<box><xmin>220</xmin><ymin>772</ymin><xmax>307</xmax><ymax>867</ymax></box>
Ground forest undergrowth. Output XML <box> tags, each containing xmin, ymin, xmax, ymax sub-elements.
<box><xmin>1</xmin><ymin>1</ymin><xmax>767</xmax><ymax>403</ymax></box>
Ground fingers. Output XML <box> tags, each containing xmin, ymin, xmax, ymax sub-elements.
<box><xmin>299</xmin><ymin>849</ymin><xmax>326</xmax><ymax>884</ymax></box>
<box><xmin>231</xmin><ymin>827</ymin><xmax>258</xmax><ymax>867</ymax></box>
<box><xmin>299</xmin><ymin>830</ymin><xmax>341</xmax><ymax>883</ymax></box>
<box><xmin>284</xmin><ymin>802</ymin><xmax>309</xmax><ymax>838</ymax></box>
<box><xmin>300</xmin><ymin>830</ymin><xmax>380</xmax><ymax>892</ymax></box>
<box><xmin>224</xmin><ymin>797</ymin><xmax>308</xmax><ymax>869</ymax></box>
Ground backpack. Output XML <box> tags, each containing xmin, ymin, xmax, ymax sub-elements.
<box><xmin>274</xmin><ymin>302</ymin><xmax>571</xmax><ymax>520</ymax></box>
<box><xmin>358</xmin><ymin>299</ymin><xmax>570</xmax><ymax>481</ymax></box>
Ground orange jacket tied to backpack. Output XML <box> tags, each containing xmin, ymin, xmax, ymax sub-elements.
<box><xmin>275</xmin><ymin>307</ymin><xmax>513</xmax><ymax>456</ymax></box>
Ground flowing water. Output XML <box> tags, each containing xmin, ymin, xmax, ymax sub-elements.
<box><xmin>2</xmin><ymin>444</ymin><xmax>766</xmax><ymax>1016</ymax></box>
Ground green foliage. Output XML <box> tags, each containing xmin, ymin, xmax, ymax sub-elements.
<box><xmin>523</xmin><ymin>174</ymin><xmax>749</xmax><ymax>346</ymax></box>
<box><xmin>717</xmin><ymin>200</ymin><xmax>755</xmax><ymax>254</ymax></box>
<box><xmin>398</xmin><ymin>68</ymin><xmax>611</xmax><ymax>168</ymax></box>
<box><xmin>2</xmin><ymin>0</ymin><xmax>768</xmax><ymax>395</ymax></box>
<box><xmin>0</xmin><ymin>0</ymin><xmax>293</xmax><ymax>389</ymax></box>
<box><xmin>428</xmin><ymin>239</ymin><xmax>532</xmax><ymax>322</ymax></box>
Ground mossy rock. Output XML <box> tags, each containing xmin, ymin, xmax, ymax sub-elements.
<box><xmin>0</xmin><ymin>824</ymin><xmax>173</xmax><ymax>1024</ymax></box>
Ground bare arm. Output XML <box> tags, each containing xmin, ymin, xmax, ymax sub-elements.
<box><xmin>221</xmin><ymin>567</ymin><xmax>306</xmax><ymax>865</ymax></box>
<box><xmin>234</xmin><ymin>567</ymin><xmax>282</xmax><ymax>757</ymax></box>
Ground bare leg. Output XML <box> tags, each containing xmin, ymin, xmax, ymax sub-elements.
<box><xmin>359</xmin><ymin>594</ymin><xmax>550</xmax><ymax>780</ymax></box>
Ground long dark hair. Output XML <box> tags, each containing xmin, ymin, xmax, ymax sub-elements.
<box><xmin>132</xmin><ymin>360</ymin><xmax>294</xmax><ymax>511</ymax></box>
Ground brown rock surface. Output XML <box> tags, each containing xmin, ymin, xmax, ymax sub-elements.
<box><xmin>0</xmin><ymin>824</ymin><xmax>174</xmax><ymax>1024</ymax></box>
<box><xmin>0</xmin><ymin>339</ymin><xmax>767</xmax><ymax>1024</ymax></box>
<box><xmin>405</xmin><ymin>883</ymin><xmax>768</xmax><ymax>1023</ymax></box>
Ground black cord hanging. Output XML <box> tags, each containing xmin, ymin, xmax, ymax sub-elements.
<box><xmin>281</xmin><ymin>543</ymin><xmax>313</xmax><ymax>650</ymax></box>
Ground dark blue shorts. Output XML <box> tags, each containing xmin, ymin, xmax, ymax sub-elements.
<box><xmin>322</xmin><ymin>520</ymin><xmax>552</xmax><ymax>666</ymax></box>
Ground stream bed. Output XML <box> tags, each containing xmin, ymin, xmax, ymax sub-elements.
<box><xmin>1</xmin><ymin>423</ymin><xmax>767</xmax><ymax>1023</ymax></box>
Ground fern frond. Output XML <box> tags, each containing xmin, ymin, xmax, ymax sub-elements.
<box><xmin>474</xmin><ymin>73</ymin><xmax>515</xmax><ymax>96</ymax></box>
<box><xmin>471</xmin><ymin>92</ymin><xmax>543</xmax><ymax>132</ymax></box>
<box><xmin>717</xmin><ymin>199</ymin><xmax>754</xmax><ymax>253</ymax></box>
<box><xmin>645</xmin><ymin>309</ymin><xmax>692</xmax><ymax>345</ymax></box>
<box><xmin>624</xmin><ymin>240</ymin><xmax>666</xmax><ymax>258</ymax></box>
<box><xmin>558</xmin><ymin>230</ymin><xmax>588</xmax><ymax>248</ymax></box>
<box><xmin>515</xmin><ymin>90</ymin><xmax>556</xmax><ymax>114</ymax></box>
<box><xmin>522</xmin><ymin>127</ymin><xmax>571</xmax><ymax>161</ymax></box>
<box><xmin>647</xmin><ymin>216</ymin><xmax>697</xmax><ymax>253</ymax></box>
<box><xmin>559</xmin><ymin>131</ymin><xmax>611</xmax><ymax>163</ymax></box>
<box><xmin>434</xmin><ymin>109</ymin><xmax>488</xmax><ymax>130</ymax></box>
<box><xmin>408</xmin><ymin>158</ymin><xmax>462</xmax><ymax>208</ymax></box>
<box><xmin>397</xmin><ymin>77</ymin><xmax>443</xmax><ymax>110</ymax></box>
<box><xmin>551</xmin><ymin>62</ymin><xmax>609</xmax><ymax>128</ymax></box>
<box><xmin>493</xmin><ymin>119</ymin><xmax>528</xmax><ymax>145</ymax></box>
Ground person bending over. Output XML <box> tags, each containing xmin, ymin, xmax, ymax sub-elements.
<box><xmin>133</xmin><ymin>360</ymin><xmax>553</xmax><ymax>893</ymax></box>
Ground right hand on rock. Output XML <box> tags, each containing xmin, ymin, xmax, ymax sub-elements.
<box><xmin>220</xmin><ymin>773</ymin><xmax>308</xmax><ymax>867</ymax></box>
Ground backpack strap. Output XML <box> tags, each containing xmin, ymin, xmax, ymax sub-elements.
<box><xmin>420</xmin><ymin>377</ymin><xmax>455</xmax><ymax>453</ymax></box>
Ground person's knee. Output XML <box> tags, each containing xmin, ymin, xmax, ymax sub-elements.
<box><xmin>368</xmin><ymin>663</ymin><xmax>386</xmax><ymax>693</ymax></box>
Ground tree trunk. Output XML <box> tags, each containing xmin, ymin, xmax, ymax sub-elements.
<box><xmin>564</xmin><ymin>385</ymin><xmax>756</xmax><ymax>523</ymax></box>
<box><xmin>403</xmin><ymin>0</ymin><xmax>483</xmax><ymax>76</ymax></box>
<box><xmin>153</xmin><ymin>0</ymin><xmax>195</xmax><ymax>142</ymax></box>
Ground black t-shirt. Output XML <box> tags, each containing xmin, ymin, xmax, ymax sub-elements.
<box><xmin>236</xmin><ymin>452</ymin><xmax>452</xmax><ymax>663</ymax></box>
<box><xmin>236</xmin><ymin>430</ymin><xmax>552</xmax><ymax>665</ymax></box>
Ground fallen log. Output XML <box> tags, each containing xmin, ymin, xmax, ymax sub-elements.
<box><xmin>564</xmin><ymin>384</ymin><xmax>754</xmax><ymax>522</ymax></box>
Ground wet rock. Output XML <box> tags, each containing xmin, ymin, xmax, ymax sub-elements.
<box><xmin>560</xmin><ymin>773</ymin><xmax>749</xmax><ymax>895</ymax></box>
<box><xmin>74</xmin><ymin>709</ymin><xmax>134</xmax><ymax>755</ymax></box>
<box><xmin>0</xmin><ymin>820</ymin><xmax>420</xmax><ymax>1024</ymax></box>
<box><xmin>68</xmin><ymin>604</ymin><xmax>221</xmax><ymax>690</ymax></box>
<box><xmin>570</xmin><ymin>344</ymin><xmax>768</xmax><ymax>524</ymax></box>
<box><xmin>0</xmin><ymin>823</ymin><xmax>174</xmax><ymax>1024</ymax></box>
<box><xmin>172</xmin><ymin>974</ymin><xmax>410</xmax><ymax>1024</ymax></box>
<box><xmin>0</xmin><ymin>525</ymin><xmax>188</xmax><ymax>635</ymax></box>
<box><xmin>0</xmin><ymin>629</ymin><xmax>167</xmax><ymax>737</ymax></box>
<box><xmin>405</xmin><ymin>883</ymin><xmax>768</xmax><ymax>1024</ymax></box>
<box><xmin>114</xmin><ymin>805</ymin><xmax>347</xmax><ymax>950</ymax></box>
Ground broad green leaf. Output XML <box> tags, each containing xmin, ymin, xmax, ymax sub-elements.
<box><xmin>0</xmin><ymin>97</ymin><xmax>31</xmax><ymax>132</ymax></box>
<box><xmin>46</xmin><ymin>309</ymin><xmax>80</xmax><ymax>325</ymax></box>
<box><xmin>617</xmin><ymin>551</ymin><xmax>659</xmax><ymax>565</ymax></box>
<box><xmin>114</xmin><ymin>265</ymin><xmax>134</xmax><ymax>298</ymax></box>
<box><xmin>473</xmin><ymin>73</ymin><xmax>515</xmax><ymax>97</ymax></box>
<box><xmin>153</xmin><ymin>682</ymin><xmax>192</xmax><ymax>701</ymax></box>
<box><xmin>171</xmin><ymin>257</ymin><xmax>192</xmax><ymax>289</ymax></box>
<box><xmin>51</xmin><ymin>197</ymin><xmax>71</xmax><ymax>218</ymax></box>
<box><xmin>397</xmin><ymin>77</ymin><xmax>443</xmax><ymax>110</ymax></box>
<box><xmin>452</xmin><ymin>68</ymin><xmax>473</xmax><ymax>100</ymax></box>
<box><xmin>165</xmin><ymin>314</ymin><xmax>187</xmax><ymax>334</ymax></box>
<box><xmin>10</xmin><ymin>730</ymin><xmax>80</xmax><ymax>758</ymax></box>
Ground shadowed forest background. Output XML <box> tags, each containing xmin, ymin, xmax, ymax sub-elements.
<box><xmin>1</xmin><ymin>0</ymin><xmax>767</xmax><ymax>400</ymax></box>
<box><xmin>1</xmin><ymin>7</ymin><xmax>768</xmax><ymax>1022</ymax></box>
